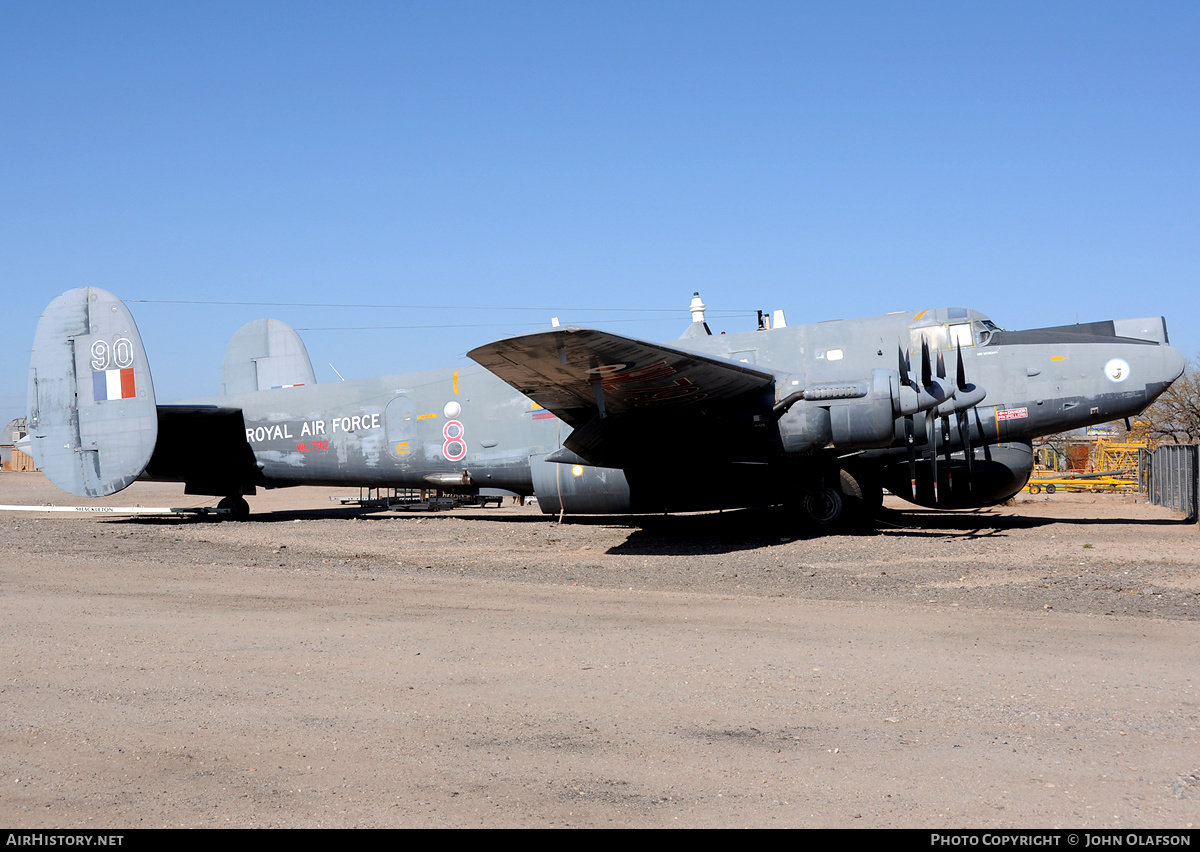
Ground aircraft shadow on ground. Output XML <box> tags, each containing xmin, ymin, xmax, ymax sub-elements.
<box><xmin>109</xmin><ymin>504</ymin><xmax>1193</xmax><ymax>557</ymax></box>
<box><xmin>110</xmin><ymin>504</ymin><xmax>561</xmax><ymax>526</ymax></box>
<box><xmin>879</xmin><ymin>508</ymin><xmax>1187</xmax><ymax>533</ymax></box>
<box><xmin>600</xmin><ymin>508</ymin><xmax>1035</xmax><ymax>555</ymax></box>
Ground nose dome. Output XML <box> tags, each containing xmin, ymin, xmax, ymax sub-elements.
<box><xmin>1164</xmin><ymin>346</ymin><xmax>1187</xmax><ymax>383</ymax></box>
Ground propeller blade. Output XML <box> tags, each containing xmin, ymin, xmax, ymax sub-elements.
<box><xmin>898</xmin><ymin>343</ymin><xmax>919</xmax><ymax>396</ymax></box>
<box><xmin>958</xmin><ymin>408</ymin><xmax>974</xmax><ymax>493</ymax></box>
<box><xmin>954</xmin><ymin>344</ymin><xmax>973</xmax><ymax>493</ymax></box>
<box><xmin>943</xmin><ymin>413</ymin><xmax>953</xmax><ymax>493</ymax></box>
<box><xmin>904</xmin><ymin>414</ymin><xmax>918</xmax><ymax>498</ymax></box>
<box><xmin>936</xmin><ymin>346</ymin><xmax>951</xmax><ymax>492</ymax></box>
<box><xmin>927</xmin><ymin>411</ymin><xmax>939</xmax><ymax>503</ymax></box>
<box><xmin>973</xmin><ymin>406</ymin><xmax>992</xmax><ymax>463</ymax></box>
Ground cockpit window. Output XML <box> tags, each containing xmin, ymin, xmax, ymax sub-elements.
<box><xmin>976</xmin><ymin>319</ymin><xmax>999</xmax><ymax>345</ymax></box>
<box><xmin>948</xmin><ymin>323</ymin><xmax>973</xmax><ymax>348</ymax></box>
<box><xmin>912</xmin><ymin>316</ymin><xmax>1001</xmax><ymax>353</ymax></box>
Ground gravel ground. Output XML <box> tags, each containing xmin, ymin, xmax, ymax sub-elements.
<box><xmin>1</xmin><ymin>472</ymin><xmax>1198</xmax><ymax>827</ymax></box>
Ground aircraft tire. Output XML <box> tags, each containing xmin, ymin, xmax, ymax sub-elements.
<box><xmin>218</xmin><ymin>495</ymin><xmax>251</xmax><ymax>521</ymax></box>
<box><xmin>838</xmin><ymin>466</ymin><xmax>883</xmax><ymax>528</ymax></box>
<box><xmin>803</xmin><ymin>487</ymin><xmax>843</xmax><ymax>525</ymax></box>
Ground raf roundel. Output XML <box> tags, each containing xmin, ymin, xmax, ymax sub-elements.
<box><xmin>1104</xmin><ymin>358</ymin><xmax>1131</xmax><ymax>383</ymax></box>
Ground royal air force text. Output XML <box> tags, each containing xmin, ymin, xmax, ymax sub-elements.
<box><xmin>245</xmin><ymin>414</ymin><xmax>381</xmax><ymax>444</ymax></box>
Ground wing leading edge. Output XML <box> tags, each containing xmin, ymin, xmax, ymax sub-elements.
<box><xmin>468</xmin><ymin>328</ymin><xmax>778</xmax><ymax>468</ymax></box>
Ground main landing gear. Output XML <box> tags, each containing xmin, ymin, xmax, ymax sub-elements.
<box><xmin>218</xmin><ymin>495</ymin><xmax>251</xmax><ymax>521</ymax></box>
<box><xmin>803</xmin><ymin>487</ymin><xmax>844</xmax><ymax>525</ymax></box>
<box><xmin>799</xmin><ymin>467</ymin><xmax>883</xmax><ymax>529</ymax></box>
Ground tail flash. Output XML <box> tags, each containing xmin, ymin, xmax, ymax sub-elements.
<box><xmin>27</xmin><ymin>288</ymin><xmax>158</xmax><ymax>497</ymax></box>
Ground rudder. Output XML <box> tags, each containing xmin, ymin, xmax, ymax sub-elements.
<box><xmin>27</xmin><ymin>288</ymin><xmax>158</xmax><ymax>497</ymax></box>
<box><xmin>220</xmin><ymin>318</ymin><xmax>316</xmax><ymax>395</ymax></box>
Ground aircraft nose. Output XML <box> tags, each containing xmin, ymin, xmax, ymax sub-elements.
<box><xmin>1163</xmin><ymin>344</ymin><xmax>1187</xmax><ymax>383</ymax></box>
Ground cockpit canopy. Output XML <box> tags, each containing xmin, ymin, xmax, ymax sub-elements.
<box><xmin>909</xmin><ymin>307</ymin><xmax>1000</xmax><ymax>352</ymax></box>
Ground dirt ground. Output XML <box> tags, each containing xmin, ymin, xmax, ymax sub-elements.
<box><xmin>1</xmin><ymin>472</ymin><xmax>1198</xmax><ymax>828</ymax></box>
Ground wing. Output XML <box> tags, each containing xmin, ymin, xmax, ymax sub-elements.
<box><xmin>468</xmin><ymin>328</ymin><xmax>778</xmax><ymax>468</ymax></box>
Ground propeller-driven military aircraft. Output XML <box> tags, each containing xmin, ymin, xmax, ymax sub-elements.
<box><xmin>26</xmin><ymin>287</ymin><xmax>1185</xmax><ymax>525</ymax></box>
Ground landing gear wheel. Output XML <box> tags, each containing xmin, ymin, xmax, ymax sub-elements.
<box><xmin>218</xmin><ymin>495</ymin><xmax>251</xmax><ymax>521</ymax></box>
<box><xmin>803</xmin><ymin>487</ymin><xmax>844</xmax><ymax>525</ymax></box>
<box><xmin>839</xmin><ymin>467</ymin><xmax>883</xmax><ymax>526</ymax></box>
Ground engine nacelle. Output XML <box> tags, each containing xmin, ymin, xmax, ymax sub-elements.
<box><xmin>828</xmin><ymin>369</ymin><xmax>897</xmax><ymax>449</ymax></box>
<box><xmin>880</xmin><ymin>440</ymin><xmax>1033</xmax><ymax>509</ymax></box>
<box><xmin>778</xmin><ymin>369</ymin><xmax>898</xmax><ymax>453</ymax></box>
<box><xmin>777</xmin><ymin>401</ymin><xmax>831</xmax><ymax>454</ymax></box>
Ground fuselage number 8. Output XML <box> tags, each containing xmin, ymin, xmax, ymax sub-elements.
<box><xmin>443</xmin><ymin>420</ymin><xmax>467</xmax><ymax>461</ymax></box>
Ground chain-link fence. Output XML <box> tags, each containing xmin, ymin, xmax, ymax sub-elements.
<box><xmin>1139</xmin><ymin>444</ymin><xmax>1199</xmax><ymax>523</ymax></box>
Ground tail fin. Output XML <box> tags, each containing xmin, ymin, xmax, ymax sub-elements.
<box><xmin>220</xmin><ymin>318</ymin><xmax>316</xmax><ymax>395</ymax></box>
<box><xmin>27</xmin><ymin>288</ymin><xmax>158</xmax><ymax>497</ymax></box>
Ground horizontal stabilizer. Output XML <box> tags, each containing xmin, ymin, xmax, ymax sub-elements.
<box><xmin>221</xmin><ymin>319</ymin><xmax>316</xmax><ymax>395</ymax></box>
<box><xmin>28</xmin><ymin>288</ymin><xmax>158</xmax><ymax>497</ymax></box>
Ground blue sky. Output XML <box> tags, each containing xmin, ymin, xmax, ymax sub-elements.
<box><xmin>3</xmin><ymin>1</ymin><xmax>1197</xmax><ymax>423</ymax></box>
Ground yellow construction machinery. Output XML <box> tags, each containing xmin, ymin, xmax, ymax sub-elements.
<box><xmin>1027</xmin><ymin>431</ymin><xmax>1148</xmax><ymax>494</ymax></box>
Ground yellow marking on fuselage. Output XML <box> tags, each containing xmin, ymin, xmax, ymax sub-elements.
<box><xmin>531</xmin><ymin>402</ymin><xmax>542</xmax><ymax>410</ymax></box>
<box><xmin>453</xmin><ymin>370</ymin><xmax>459</xmax><ymax>395</ymax></box>
<box><xmin>913</xmin><ymin>309</ymin><xmax>929</xmax><ymax>322</ymax></box>
<box><xmin>417</xmin><ymin>413</ymin><xmax>437</xmax><ymax>420</ymax></box>
<box><xmin>1051</xmin><ymin>355</ymin><xmax>1065</xmax><ymax>361</ymax></box>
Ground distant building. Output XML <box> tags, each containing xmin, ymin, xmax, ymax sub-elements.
<box><xmin>1</xmin><ymin>417</ymin><xmax>36</xmax><ymax>472</ymax></box>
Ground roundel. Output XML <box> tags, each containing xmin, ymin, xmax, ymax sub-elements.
<box><xmin>1104</xmin><ymin>358</ymin><xmax>1130</xmax><ymax>383</ymax></box>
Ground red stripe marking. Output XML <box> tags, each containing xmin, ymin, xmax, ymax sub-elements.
<box><xmin>120</xmin><ymin>368</ymin><xmax>136</xmax><ymax>399</ymax></box>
